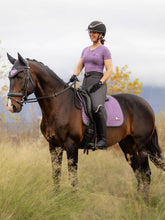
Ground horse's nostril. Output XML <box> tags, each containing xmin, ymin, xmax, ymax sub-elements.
<box><xmin>13</xmin><ymin>105</ymin><xmax>17</xmax><ymax>112</ymax></box>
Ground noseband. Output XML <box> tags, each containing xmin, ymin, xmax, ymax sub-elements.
<box><xmin>7</xmin><ymin>66</ymin><xmax>35</xmax><ymax>106</ymax></box>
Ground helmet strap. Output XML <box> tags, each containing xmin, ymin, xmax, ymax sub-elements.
<box><xmin>94</xmin><ymin>34</ymin><xmax>103</xmax><ymax>43</ymax></box>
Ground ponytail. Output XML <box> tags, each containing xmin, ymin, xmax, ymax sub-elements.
<box><xmin>101</xmin><ymin>38</ymin><xmax>105</xmax><ymax>45</ymax></box>
<box><xmin>97</xmin><ymin>34</ymin><xmax>105</xmax><ymax>44</ymax></box>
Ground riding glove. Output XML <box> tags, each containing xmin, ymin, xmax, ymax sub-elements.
<box><xmin>89</xmin><ymin>81</ymin><xmax>103</xmax><ymax>93</ymax></box>
<box><xmin>69</xmin><ymin>74</ymin><xmax>78</xmax><ymax>83</ymax></box>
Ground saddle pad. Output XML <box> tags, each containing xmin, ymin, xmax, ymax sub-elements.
<box><xmin>82</xmin><ymin>95</ymin><xmax>124</xmax><ymax>127</ymax></box>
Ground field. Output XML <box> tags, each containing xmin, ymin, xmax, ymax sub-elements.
<box><xmin>0</xmin><ymin>137</ymin><xmax>164</xmax><ymax>220</ymax></box>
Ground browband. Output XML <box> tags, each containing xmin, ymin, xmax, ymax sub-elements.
<box><xmin>9</xmin><ymin>67</ymin><xmax>30</xmax><ymax>78</ymax></box>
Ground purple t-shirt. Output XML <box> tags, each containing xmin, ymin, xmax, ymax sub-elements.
<box><xmin>81</xmin><ymin>45</ymin><xmax>112</xmax><ymax>73</ymax></box>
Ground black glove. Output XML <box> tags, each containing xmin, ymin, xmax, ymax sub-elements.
<box><xmin>89</xmin><ymin>81</ymin><xmax>103</xmax><ymax>93</ymax></box>
<box><xmin>69</xmin><ymin>74</ymin><xmax>78</xmax><ymax>82</ymax></box>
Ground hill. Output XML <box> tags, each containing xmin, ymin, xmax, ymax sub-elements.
<box><xmin>141</xmin><ymin>86</ymin><xmax>165</xmax><ymax>114</ymax></box>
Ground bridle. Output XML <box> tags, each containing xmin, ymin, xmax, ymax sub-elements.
<box><xmin>8</xmin><ymin>65</ymin><xmax>35</xmax><ymax>106</ymax></box>
<box><xmin>8</xmin><ymin>65</ymin><xmax>77</xmax><ymax>106</ymax></box>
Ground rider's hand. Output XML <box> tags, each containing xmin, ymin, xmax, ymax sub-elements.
<box><xmin>89</xmin><ymin>81</ymin><xmax>103</xmax><ymax>93</ymax></box>
<box><xmin>69</xmin><ymin>74</ymin><xmax>78</xmax><ymax>83</ymax></box>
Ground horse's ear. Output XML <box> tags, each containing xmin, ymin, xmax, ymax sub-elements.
<box><xmin>7</xmin><ymin>53</ymin><xmax>16</xmax><ymax>64</ymax></box>
<box><xmin>18</xmin><ymin>53</ymin><xmax>28</xmax><ymax>66</ymax></box>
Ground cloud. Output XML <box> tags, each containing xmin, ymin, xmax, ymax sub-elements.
<box><xmin>1</xmin><ymin>0</ymin><xmax>165</xmax><ymax>86</ymax></box>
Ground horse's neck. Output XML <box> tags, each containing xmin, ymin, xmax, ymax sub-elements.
<box><xmin>30</xmin><ymin>63</ymin><xmax>65</xmax><ymax>97</ymax></box>
<box><xmin>31</xmin><ymin>64</ymin><xmax>67</xmax><ymax>117</ymax></box>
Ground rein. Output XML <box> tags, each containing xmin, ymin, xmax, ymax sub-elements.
<box><xmin>25</xmin><ymin>81</ymin><xmax>77</xmax><ymax>103</ymax></box>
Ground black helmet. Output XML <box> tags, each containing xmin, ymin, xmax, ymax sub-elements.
<box><xmin>87</xmin><ymin>21</ymin><xmax>106</xmax><ymax>36</ymax></box>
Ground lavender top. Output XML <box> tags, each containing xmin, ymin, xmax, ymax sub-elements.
<box><xmin>81</xmin><ymin>45</ymin><xmax>112</xmax><ymax>73</ymax></box>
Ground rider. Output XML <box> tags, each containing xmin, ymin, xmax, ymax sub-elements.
<box><xmin>69</xmin><ymin>21</ymin><xmax>112</xmax><ymax>150</ymax></box>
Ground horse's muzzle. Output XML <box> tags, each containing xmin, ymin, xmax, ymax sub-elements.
<box><xmin>7</xmin><ymin>98</ymin><xmax>23</xmax><ymax>113</ymax></box>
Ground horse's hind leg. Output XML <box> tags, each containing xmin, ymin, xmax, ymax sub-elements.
<box><xmin>130</xmin><ymin>136</ymin><xmax>152</xmax><ymax>200</ymax></box>
<box><xmin>137</xmin><ymin>148</ymin><xmax>151</xmax><ymax>199</ymax></box>
<box><xmin>119</xmin><ymin>136</ymin><xmax>151</xmax><ymax>201</ymax></box>
<box><xmin>119</xmin><ymin>136</ymin><xmax>141</xmax><ymax>190</ymax></box>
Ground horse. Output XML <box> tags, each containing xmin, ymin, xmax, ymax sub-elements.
<box><xmin>7</xmin><ymin>53</ymin><xmax>165</xmax><ymax>198</ymax></box>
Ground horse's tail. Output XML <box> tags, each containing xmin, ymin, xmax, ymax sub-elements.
<box><xmin>147</xmin><ymin>127</ymin><xmax>165</xmax><ymax>171</ymax></box>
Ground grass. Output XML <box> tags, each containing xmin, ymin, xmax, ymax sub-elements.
<box><xmin>0</xmin><ymin>140</ymin><xmax>164</xmax><ymax>220</ymax></box>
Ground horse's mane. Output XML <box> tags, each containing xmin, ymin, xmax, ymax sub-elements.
<box><xmin>27</xmin><ymin>58</ymin><xmax>66</xmax><ymax>85</ymax></box>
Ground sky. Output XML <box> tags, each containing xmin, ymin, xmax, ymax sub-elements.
<box><xmin>0</xmin><ymin>0</ymin><xmax>165</xmax><ymax>87</ymax></box>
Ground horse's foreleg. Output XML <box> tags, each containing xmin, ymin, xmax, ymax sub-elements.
<box><xmin>66</xmin><ymin>142</ymin><xmax>78</xmax><ymax>188</ymax></box>
<box><xmin>49</xmin><ymin>143</ymin><xmax>63</xmax><ymax>189</ymax></box>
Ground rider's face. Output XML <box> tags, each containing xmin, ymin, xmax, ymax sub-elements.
<box><xmin>89</xmin><ymin>31</ymin><xmax>100</xmax><ymax>43</ymax></box>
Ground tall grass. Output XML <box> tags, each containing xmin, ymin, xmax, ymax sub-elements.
<box><xmin>0</xmin><ymin>140</ymin><xmax>164</xmax><ymax>220</ymax></box>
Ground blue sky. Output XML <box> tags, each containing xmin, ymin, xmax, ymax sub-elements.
<box><xmin>0</xmin><ymin>0</ymin><xmax>165</xmax><ymax>87</ymax></box>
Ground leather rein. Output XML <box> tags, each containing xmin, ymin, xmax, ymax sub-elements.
<box><xmin>7</xmin><ymin>66</ymin><xmax>77</xmax><ymax>106</ymax></box>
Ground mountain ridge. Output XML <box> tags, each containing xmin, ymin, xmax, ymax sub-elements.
<box><xmin>140</xmin><ymin>86</ymin><xmax>165</xmax><ymax>114</ymax></box>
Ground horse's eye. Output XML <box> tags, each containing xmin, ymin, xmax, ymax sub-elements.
<box><xmin>15</xmin><ymin>73</ymin><xmax>24</xmax><ymax>80</ymax></box>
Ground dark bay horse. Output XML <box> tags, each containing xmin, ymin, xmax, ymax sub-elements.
<box><xmin>7</xmin><ymin>53</ymin><xmax>165</xmax><ymax>196</ymax></box>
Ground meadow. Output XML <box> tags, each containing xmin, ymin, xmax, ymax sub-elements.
<box><xmin>0</xmin><ymin>135</ymin><xmax>164</xmax><ymax>220</ymax></box>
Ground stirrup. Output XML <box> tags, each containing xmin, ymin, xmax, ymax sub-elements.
<box><xmin>97</xmin><ymin>145</ymin><xmax>107</xmax><ymax>150</ymax></box>
<box><xmin>88</xmin><ymin>141</ymin><xmax>107</xmax><ymax>151</ymax></box>
<box><xmin>88</xmin><ymin>142</ymin><xmax>97</xmax><ymax>151</ymax></box>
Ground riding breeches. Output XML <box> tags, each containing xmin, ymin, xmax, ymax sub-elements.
<box><xmin>81</xmin><ymin>72</ymin><xmax>107</xmax><ymax>112</ymax></box>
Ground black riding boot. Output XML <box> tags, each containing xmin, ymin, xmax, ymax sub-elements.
<box><xmin>94</xmin><ymin>106</ymin><xmax>107</xmax><ymax>150</ymax></box>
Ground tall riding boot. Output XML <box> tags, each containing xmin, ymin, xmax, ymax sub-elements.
<box><xmin>94</xmin><ymin>106</ymin><xmax>107</xmax><ymax>150</ymax></box>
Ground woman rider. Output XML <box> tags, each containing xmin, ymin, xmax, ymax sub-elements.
<box><xmin>69</xmin><ymin>21</ymin><xmax>112</xmax><ymax>150</ymax></box>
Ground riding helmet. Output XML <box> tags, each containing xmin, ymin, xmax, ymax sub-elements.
<box><xmin>87</xmin><ymin>21</ymin><xmax>106</xmax><ymax>36</ymax></box>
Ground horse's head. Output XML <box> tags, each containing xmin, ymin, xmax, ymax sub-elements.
<box><xmin>7</xmin><ymin>53</ymin><xmax>35</xmax><ymax>113</ymax></box>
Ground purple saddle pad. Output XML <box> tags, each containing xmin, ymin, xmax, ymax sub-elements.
<box><xmin>82</xmin><ymin>95</ymin><xmax>124</xmax><ymax>127</ymax></box>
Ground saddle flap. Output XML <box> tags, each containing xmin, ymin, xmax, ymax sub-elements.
<box><xmin>76</xmin><ymin>88</ymin><xmax>94</xmax><ymax>123</ymax></box>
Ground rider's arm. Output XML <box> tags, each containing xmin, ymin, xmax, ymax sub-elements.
<box><xmin>100</xmin><ymin>59</ymin><xmax>112</xmax><ymax>84</ymax></box>
<box><xmin>73</xmin><ymin>58</ymin><xmax>84</xmax><ymax>76</ymax></box>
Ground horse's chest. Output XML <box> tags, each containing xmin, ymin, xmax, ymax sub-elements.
<box><xmin>40</xmin><ymin>119</ymin><xmax>66</xmax><ymax>144</ymax></box>
<box><xmin>42</xmin><ymin>127</ymin><xmax>61</xmax><ymax>144</ymax></box>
